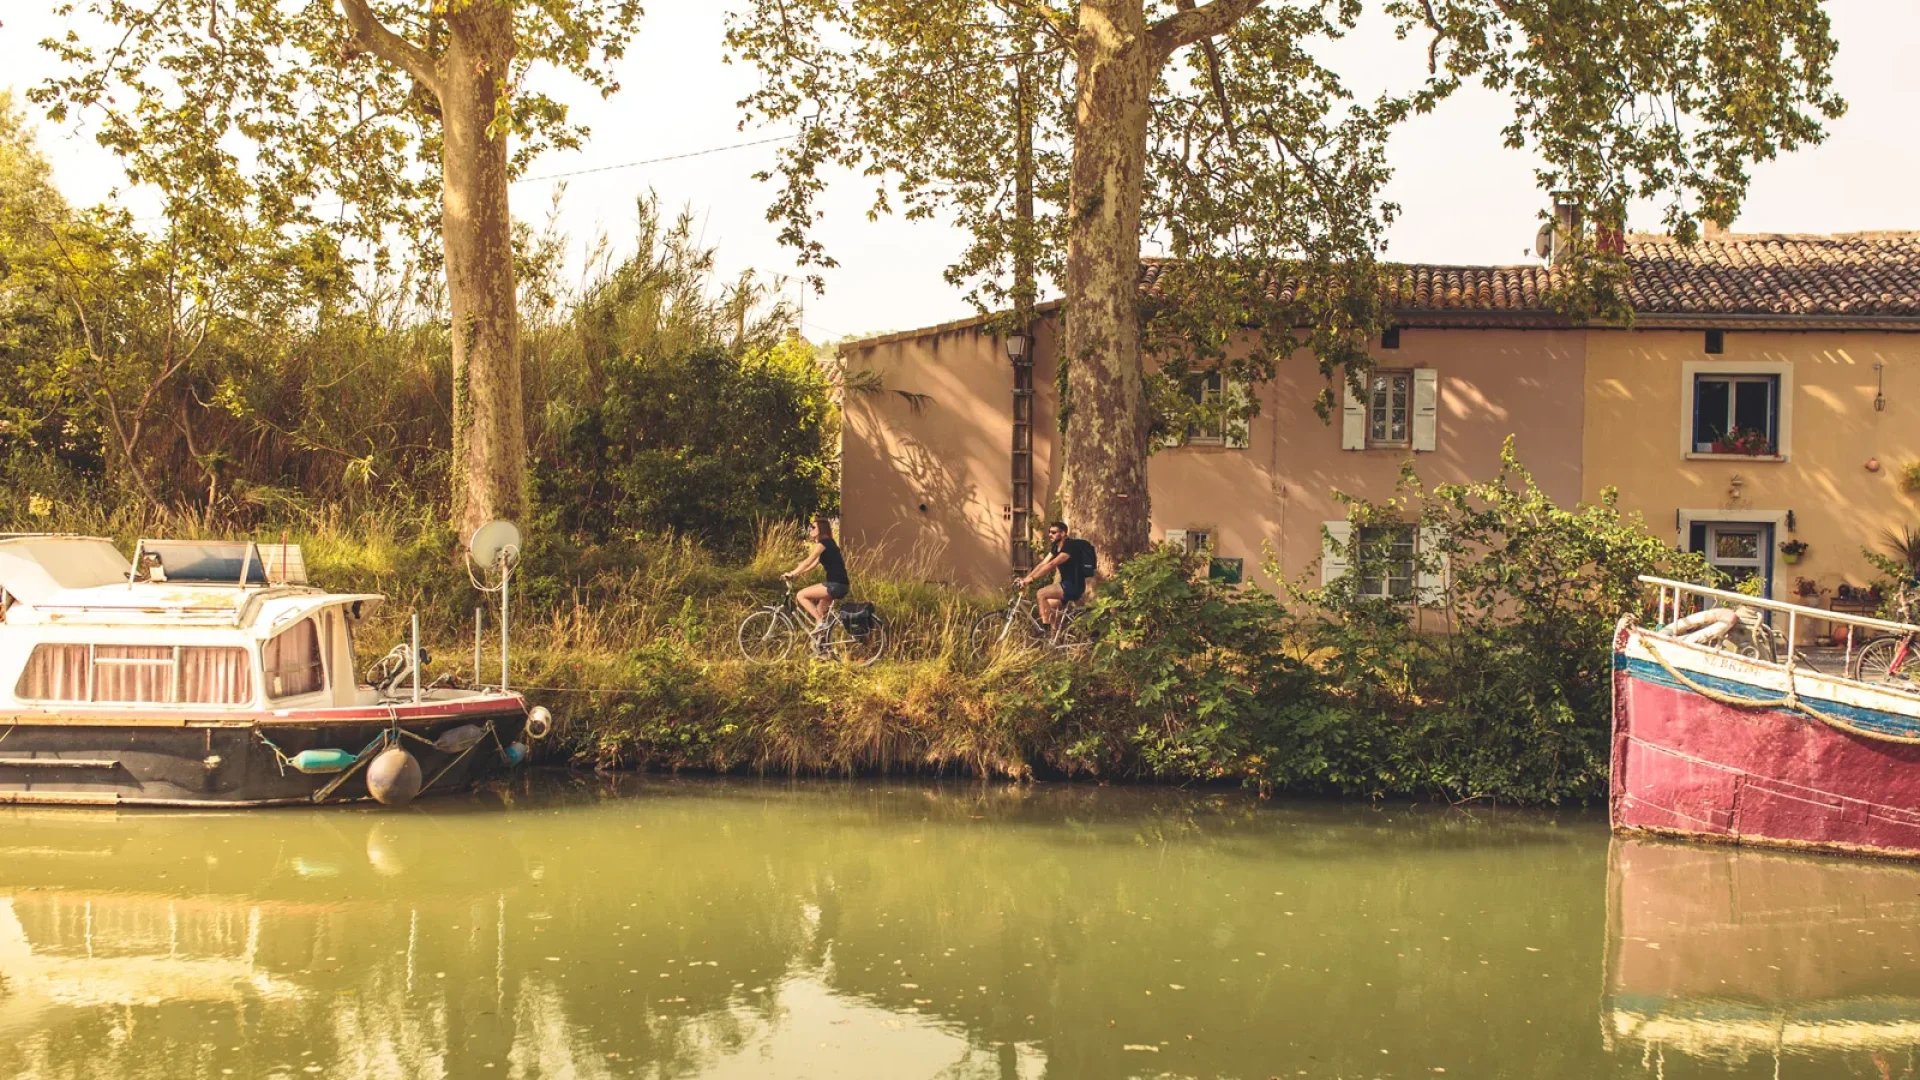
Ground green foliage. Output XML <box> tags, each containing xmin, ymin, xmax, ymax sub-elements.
<box><xmin>33</xmin><ymin>0</ymin><xmax>644</xmax><ymax>271</ymax></box>
<box><xmin>1296</xmin><ymin>440</ymin><xmax>1713</xmax><ymax>802</ymax></box>
<box><xmin>538</xmin><ymin>337</ymin><xmax>837</xmax><ymax>548</ymax></box>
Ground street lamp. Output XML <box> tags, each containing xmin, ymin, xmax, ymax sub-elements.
<box><xmin>1004</xmin><ymin>330</ymin><xmax>1030</xmax><ymax>364</ymax></box>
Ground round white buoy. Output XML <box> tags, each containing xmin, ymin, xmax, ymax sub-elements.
<box><xmin>367</xmin><ymin>746</ymin><xmax>423</xmax><ymax>807</ymax></box>
<box><xmin>525</xmin><ymin>706</ymin><xmax>553</xmax><ymax>741</ymax></box>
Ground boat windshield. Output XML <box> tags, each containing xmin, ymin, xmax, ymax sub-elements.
<box><xmin>140</xmin><ymin>541</ymin><xmax>270</xmax><ymax>585</ymax></box>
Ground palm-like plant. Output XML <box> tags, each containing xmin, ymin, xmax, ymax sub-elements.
<box><xmin>1881</xmin><ymin>526</ymin><xmax>1920</xmax><ymax>578</ymax></box>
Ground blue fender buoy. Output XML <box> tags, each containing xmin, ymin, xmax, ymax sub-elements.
<box><xmin>289</xmin><ymin>748</ymin><xmax>358</xmax><ymax>774</ymax></box>
<box><xmin>367</xmin><ymin>746</ymin><xmax>422</xmax><ymax>807</ymax></box>
<box><xmin>501</xmin><ymin>741</ymin><xmax>528</xmax><ymax>767</ymax></box>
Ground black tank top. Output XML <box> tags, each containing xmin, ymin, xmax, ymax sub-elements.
<box><xmin>818</xmin><ymin>539</ymin><xmax>849</xmax><ymax>586</ymax></box>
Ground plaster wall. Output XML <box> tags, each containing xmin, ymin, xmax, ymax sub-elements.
<box><xmin>1581</xmin><ymin>328</ymin><xmax>1920</xmax><ymax>605</ymax></box>
<box><xmin>842</xmin><ymin>318</ymin><xmax>1588</xmax><ymax>591</ymax></box>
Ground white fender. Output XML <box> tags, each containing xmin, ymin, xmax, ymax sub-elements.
<box><xmin>1665</xmin><ymin>607</ymin><xmax>1738</xmax><ymax>646</ymax></box>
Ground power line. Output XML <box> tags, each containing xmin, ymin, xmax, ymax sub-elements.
<box><xmin>513</xmin><ymin>131</ymin><xmax>799</xmax><ymax>185</ymax></box>
<box><xmin>119</xmin><ymin>130</ymin><xmax>802</xmax><ymax>223</ymax></box>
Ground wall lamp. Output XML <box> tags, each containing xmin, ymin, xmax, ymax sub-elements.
<box><xmin>1004</xmin><ymin>331</ymin><xmax>1031</xmax><ymax>364</ymax></box>
<box><xmin>1876</xmin><ymin>361</ymin><xmax>1886</xmax><ymax>412</ymax></box>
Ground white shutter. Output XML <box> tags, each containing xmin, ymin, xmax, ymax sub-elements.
<box><xmin>1411</xmin><ymin>368</ymin><xmax>1439</xmax><ymax>452</ymax></box>
<box><xmin>1416</xmin><ymin>526</ymin><xmax>1449</xmax><ymax>606</ymax></box>
<box><xmin>1341</xmin><ymin>381</ymin><xmax>1367</xmax><ymax>450</ymax></box>
<box><xmin>1164</xmin><ymin>528</ymin><xmax>1189</xmax><ymax>553</ymax></box>
<box><xmin>1225</xmin><ymin>380</ymin><xmax>1251</xmax><ymax>449</ymax></box>
<box><xmin>1321</xmin><ymin>521</ymin><xmax>1353</xmax><ymax>584</ymax></box>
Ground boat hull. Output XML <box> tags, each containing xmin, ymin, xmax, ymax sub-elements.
<box><xmin>1612</xmin><ymin>621</ymin><xmax>1920</xmax><ymax>859</ymax></box>
<box><xmin>0</xmin><ymin>694</ymin><xmax>530</xmax><ymax>807</ymax></box>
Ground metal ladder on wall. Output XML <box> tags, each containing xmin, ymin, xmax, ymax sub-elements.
<box><xmin>1011</xmin><ymin>357</ymin><xmax>1035</xmax><ymax>573</ymax></box>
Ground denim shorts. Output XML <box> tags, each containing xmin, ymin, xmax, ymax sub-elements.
<box><xmin>825</xmin><ymin>581</ymin><xmax>850</xmax><ymax>600</ymax></box>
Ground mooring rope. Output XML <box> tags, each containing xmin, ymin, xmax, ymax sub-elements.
<box><xmin>1639</xmin><ymin>634</ymin><xmax>1920</xmax><ymax>746</ymax></box>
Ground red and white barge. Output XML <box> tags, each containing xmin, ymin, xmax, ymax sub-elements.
<box><xmin>1613</xmin><ymin>576</ymin><xmax>1920</xmax><ymax>859</ymax></box>
<box><xmin>0</xmin><ymin>535</ymin><xmax>545</xmax><ymax>808</ymax></box>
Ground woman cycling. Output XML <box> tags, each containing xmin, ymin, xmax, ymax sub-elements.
<box><xmin>782</xmin><ymin>517</ymin><xmax>850</xmax><ymax>637</ymax></box>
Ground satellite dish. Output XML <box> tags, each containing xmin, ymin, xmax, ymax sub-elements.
<box><xmin>468</xmin><ymin>519</ymin><xmax>522</xmax><ymax>569</ymax></box>
<box><xmin>1534</xmin><ymin>222</ymin><xmax>1555</xmax><ymax>260</ymax></box>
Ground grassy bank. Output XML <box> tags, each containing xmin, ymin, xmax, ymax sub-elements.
<box><xmin>7</xmin><ymin>451</ymin><xmax>1707</xmax><ymax>806</ymax></box>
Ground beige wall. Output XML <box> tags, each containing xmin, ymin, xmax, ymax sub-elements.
<box><xmin>1582</xmin><ymin>328</ymin><xmax>1920</xmax><ymax>603</ymax></box>
<box><xmin>843</xmin><ymin>319</ymin><xmax>1587</xmax><ymax>590</ymax></box>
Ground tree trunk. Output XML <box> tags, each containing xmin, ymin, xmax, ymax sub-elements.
<box><xmin>1060</xmin><ymin>0</ymin><xmax>1156</xmax><ymax>573</ymax></box>
<box><xmin>440</xmin><ymin>5</ymin><xmax>526</xmax><ymax>539</ymax></box>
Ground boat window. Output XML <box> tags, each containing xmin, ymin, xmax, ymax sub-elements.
<box><xmin>13</xmin><ymin>644</ymin><xmax>254</xmax><ymax>705</ymax></box>
<box><xmin>265</xmin><ymin>618</ymin><xmax>326</xmax><ymax>698</ymax></box>
<box><xmin>180</xmin><ymin>647</ymin><xmax>254</xmax><ymax>705</ymax></box>
<box><xmin>15</xmin><ymin>644</ymin><xmax>91</xmax><ymax>701</ymax></box>
<box><xmin>92</xmin><ymin>645</ymin><xmax>175</xmax><ymax>702</ymax></box>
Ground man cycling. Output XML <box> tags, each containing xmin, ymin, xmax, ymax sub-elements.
<box><xmin>1017</xmin><ymin>521</ymin><xmax>1094</xmax><ymax>630</ymax></box>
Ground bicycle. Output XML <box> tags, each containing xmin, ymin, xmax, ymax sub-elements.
<box><xmin>737</xmin><ymin>583</ymin><xmax>888</xmax><ymax>666</ymax></box>
<box><xmin>1848</xmin><ymin>588</ymin><xmax>1920</xmax><ymax>685</ymax></box>
<box><xmin>966</xmin><ymin>580</ymin><xmax>1088</xmax><ymax>661</ymax></box>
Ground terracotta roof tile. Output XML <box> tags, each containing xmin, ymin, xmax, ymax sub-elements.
<box><xmin>1136</xmin><ymin>232</ymin><xmax>1920</xmax><ymax>320</ymax></box>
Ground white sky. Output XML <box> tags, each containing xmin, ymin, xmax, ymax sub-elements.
<box><xmin>2</xmin><ymin>1</ymin><xmax>1915</xmax><ymax>343</ymax></box>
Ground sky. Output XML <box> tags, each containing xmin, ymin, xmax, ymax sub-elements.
<box><xmin>2</xmin><ymin>1</ymin><xmax>1915</xmax><ymax>343</ymax></box>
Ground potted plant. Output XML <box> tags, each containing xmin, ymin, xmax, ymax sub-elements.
<box><xmin>1793</xmin><ymin>576</ymin><xmax>1824</xmax><ymax>599</ymax></box>
<box><xmin>1902</xmin><ymin>461</ymin><xmax>1920</xmax><ymax>493</ymax></box>
<box><xmin>1711</xmin><ymin>427</ymin><xmax>1776</xmax><ymax>456</ymax></box>
<box><xmin>1779</xmin><ymin>538</ymin><xmax>1808</xmax><ymax>565</ymax></box>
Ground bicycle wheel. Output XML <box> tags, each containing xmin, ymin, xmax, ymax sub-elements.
<box><xmin>968</xmin><ymin>610</ymin><xmax>1035</xmax><ymax>660</ymax></box>
<box><xmin>737</xmin><ymin>608</ymin><xmax>795</xmax><ymax>663</ymax></box>
<box><xmin>1853</xmin><ymin>635</ymin><xmax>1920</xmax><ymax>684</ymax></box>
<box><xmin>828</xmin><ymin>613</ymin><xmax>887</xmax><ymax>667</ymax></box>
<box><xmin>1051</xmin><ymin>609</ymin><xmax>1092</xmax><ymax>653</ymax></box>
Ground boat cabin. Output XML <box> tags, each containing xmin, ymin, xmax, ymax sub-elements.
<box><xmin>0</xmin><ymin>535</ymin><xmax>383</xmax><ymax>715</ymax></box>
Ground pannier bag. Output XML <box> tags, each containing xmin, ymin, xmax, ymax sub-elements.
<box><xmin>841</xmin><ymin>602</ymin><xmax>877</xmax><ymax>636</ymax></box>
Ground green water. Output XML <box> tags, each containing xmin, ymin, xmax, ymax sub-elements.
<box><xmin>3</xmin><ymin>778</ymin><xmax>1918</xmax><ymax>1079</ymax></box>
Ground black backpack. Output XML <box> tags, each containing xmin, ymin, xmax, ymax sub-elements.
<box><xmin>1063</xmin><ymin>537</ymin><xmax>1098</xmax><ymax>579</ymax></box>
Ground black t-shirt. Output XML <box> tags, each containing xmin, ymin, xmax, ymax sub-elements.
<box><xmin>818</xmin><ymin>538</ymin><xmax>849</xmax><ymax>586</ymax></box>
<box><xmin>1053</xmin><ymin>539</ymin><xmax>1085</xmax><ymax>590</ymax></box>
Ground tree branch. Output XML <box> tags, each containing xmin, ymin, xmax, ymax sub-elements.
<box><xmin>1149</xmin><ymin>0</ymin><xmax>1264</xmax><ymax>61</ymax></box>
<box><xmin>337</xmin><ymin>0</ymin><xmax>440</xmax><ymax>97</ymax></box>
<box><xmin>1177</xmin><ymin>0</ymin><xmax>1240</xmax><ymax>151</ymax></box>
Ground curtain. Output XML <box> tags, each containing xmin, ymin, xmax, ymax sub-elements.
<box><xmin>16</xmin><ymin>644</ymin><xmax>90</xmax><ymax>701</ymax></box>
<box><xmin>181</xmin><ymin>647</ymin><xmax>253</xmax><ymax>705</ymax></box>
<box><xmin>264</xmin><ymin>619</ymin><xmax>324</xmax><ymax>698</ymax></box>
<box><xmin>91</xmin><ymin>645</ymin><xmax>174</xmax><ymax>703</ymax></box>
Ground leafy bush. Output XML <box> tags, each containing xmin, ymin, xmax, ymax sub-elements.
<box><xmin>536</xmin><ymin>336</ymin><xmax>835</xmax><ymax>549</ymax></box>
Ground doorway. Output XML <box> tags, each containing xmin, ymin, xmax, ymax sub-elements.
<box><xmin>1689</xmin><ymin>520</ymin><xmax>1774</xmax><ymax>598</ymax></box>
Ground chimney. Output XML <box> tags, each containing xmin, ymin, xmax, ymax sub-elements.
<box><xmin>1536</xmin><ymin>193</ymin><xmax>1584</xmax><ymax>265</ymax></box>
<box><xmin>1702</xmin><ymin>219</ymin><xmax>1730</xmax><ymax>241</ymax></box>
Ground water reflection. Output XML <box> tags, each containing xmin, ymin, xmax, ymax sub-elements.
<box><xmin>14</xmin><ymin>778</ymin><xmax>1915</xmax><ymax>1078</ymax></box>
<box><xmin>1606</xmin><ymin>838</ymin><xmax>1920</xmax><ymax>1077</ymax></box>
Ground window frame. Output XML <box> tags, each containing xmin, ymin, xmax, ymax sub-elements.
<box><xmin>1355</xmin><ymin>524</ymin><xmax>1418</xmax><ymax>600</ymax></box>
<box><xmin>1366</xmin><ymin>369</ymin><xmax>1414</xmax><ymax>449</ymax></box>
<box><xmin>14</xmin><ymin>642</ymin><xmax>257</xmax><ymax>707</ymax></box>
<box><xmin>1183</xmin><ymin>371</ymin><xmax>1228</xmax><ymax>447</ymax></box>
<box><xmin>1680</xmin><ymin>361</ymin><xmax>1793</xmax><ymax>461</ymax></box>
<box><xmin>263</xmin><ymin>616</ymin><xmax>329</xmax><ymax>701</ymax></box>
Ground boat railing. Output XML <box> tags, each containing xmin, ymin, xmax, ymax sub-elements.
<box><xmin>1640</xmin><ymin>575</ymin><xmax>1920</xmax><ymax>664</ymax></box>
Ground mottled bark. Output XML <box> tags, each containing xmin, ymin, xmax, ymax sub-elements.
<box><xmin>341</xmin><ymin>0</ymin><xmax>525</xmax><ymax>536</ymax></box>
<box><xmin>439</xmin><ymin>4</ymin><xmax>526</xmax><ymax>538</ymax></box>
<box><xmin>1060</xmin><ymin>0</ymin><xmax>1157</xmax><ymax>571</ymax></box>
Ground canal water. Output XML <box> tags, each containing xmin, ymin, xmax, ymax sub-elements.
<box><xmin>2</xmin><ymin>778</ymin><xmax>1916</xmax><ymax>1079</ymax></box>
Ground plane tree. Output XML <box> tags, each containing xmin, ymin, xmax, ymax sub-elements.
<box><xmin>727</xmin><ymin>0</ymin><xmax>1843</xmax><ymax>564</ymax></box>
<box><xmin>36</xmin><ymin>0</ymin><xmax>645</xmax><ymax>534</ymax></box>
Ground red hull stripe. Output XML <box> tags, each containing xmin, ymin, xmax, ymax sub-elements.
<box><xmin>1613</xmin><ymin>666</ymin><xmax>1920</xmax><ymax>857</ymax></box>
